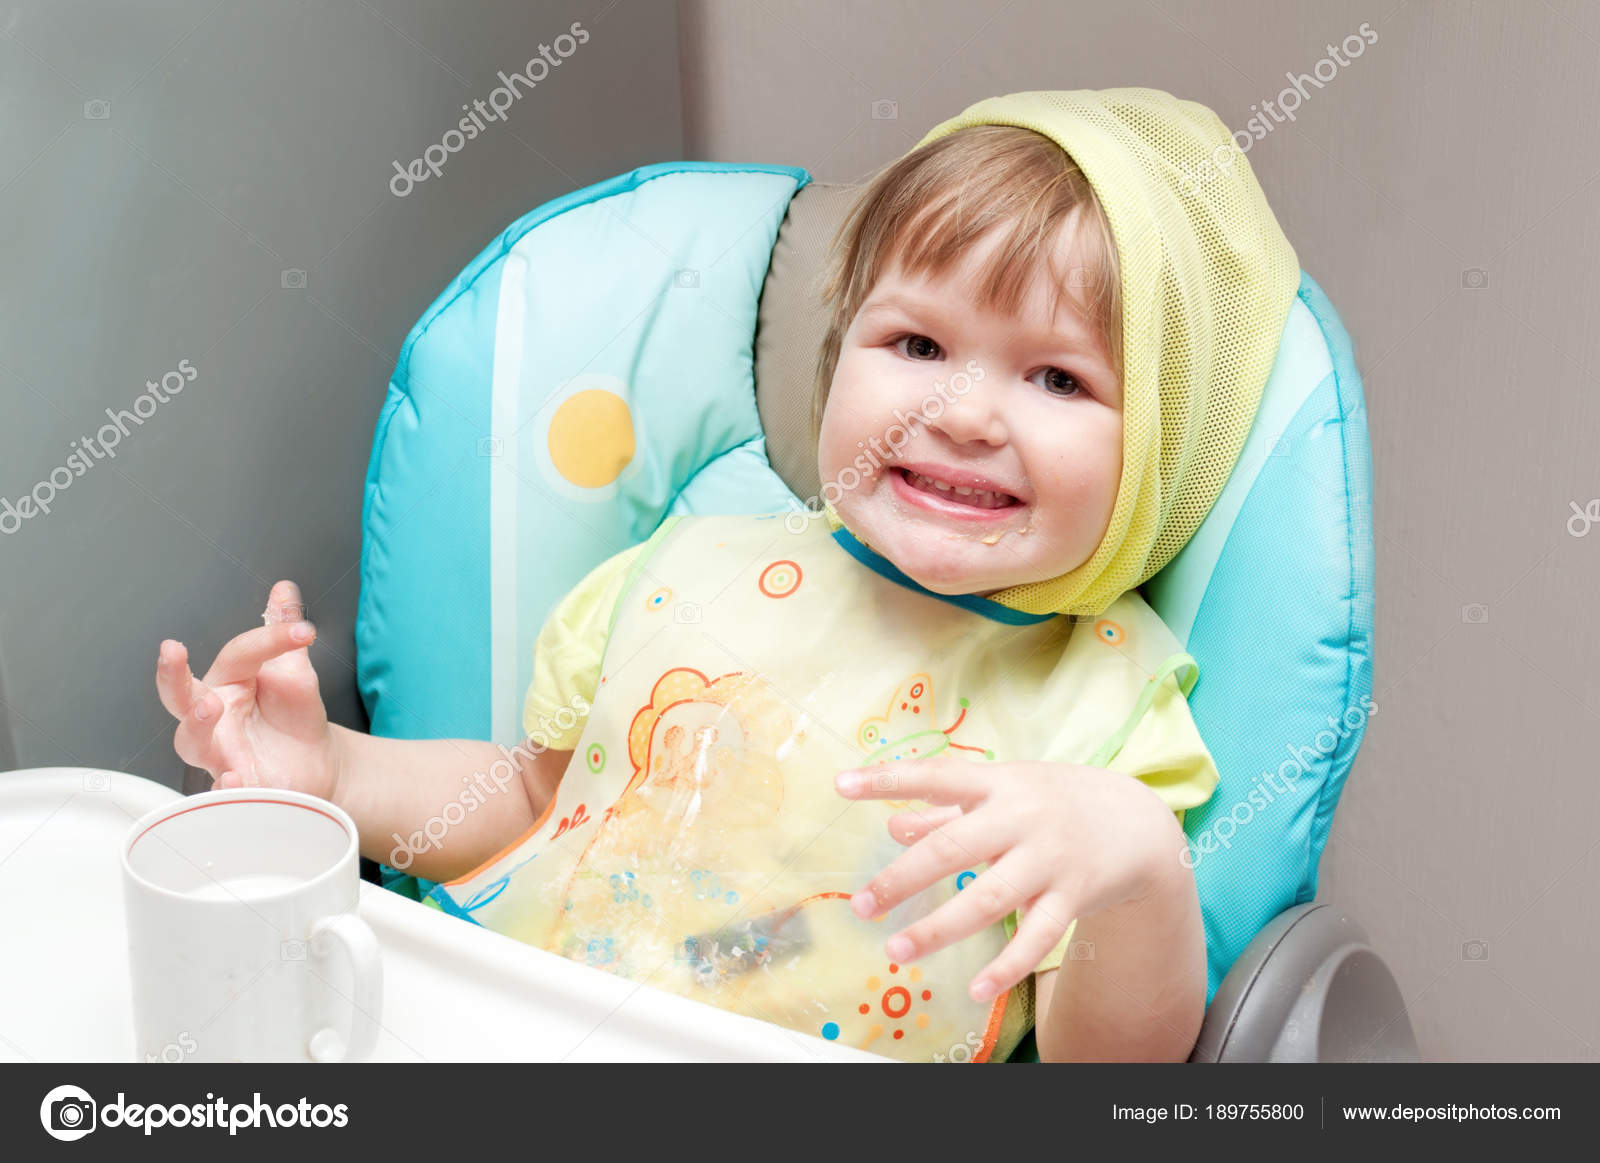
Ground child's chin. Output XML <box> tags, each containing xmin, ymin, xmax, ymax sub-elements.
<box><xmin>885</xmin><ymin>544</ymin><xmax>989</xmax><ymax>593</ymax></box>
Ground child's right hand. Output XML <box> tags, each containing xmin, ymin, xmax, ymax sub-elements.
<box><xmin>155</xmin><ymin>580</ymin><xmax>340</xmax><ymax>802</ymax></box>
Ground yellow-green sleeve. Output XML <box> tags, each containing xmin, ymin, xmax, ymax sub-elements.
<box><xmin>520</xmin><ymin>541</ymin><xmax>648</xmax><ymax>749</ymax></box>
<box><xmin>1099</xmin><ymin>662</ymin><xmax>1221</xmax><ymax>820</ymax></box>
<box><xmin>1012</xmin><ymin>664</ymin><xmax>1220</xmax><ymax>975</ymax></box>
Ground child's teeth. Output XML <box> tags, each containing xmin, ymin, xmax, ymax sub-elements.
<box><xmin>907</xmin><ymin>470</ymin><xmax>1010</xmax><ymax>508</ymax></box>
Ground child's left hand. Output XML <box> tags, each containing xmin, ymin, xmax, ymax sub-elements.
<box><xmin>835</xmin><ymin>756</ymin><xmax>1185</xmax><ymax>1003</ymax></box>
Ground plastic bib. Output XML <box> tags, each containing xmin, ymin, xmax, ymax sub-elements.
<box><xmin>433</xmin><ymin>512</ymin><xmax>1199</xmax><ymax>1061</ymax></box>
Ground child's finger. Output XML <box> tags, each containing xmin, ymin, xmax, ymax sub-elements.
<box><xmin>853</xmin><ymin>810</ymin><xmax>1004</xmax><ymax>921</ymax></box>
<box><xmin>258</xmin><ymin>580</ymin><xmax>316</xmax><ymax>690</ymax></box>
<box><xmin>974</xmin><ymin>890</ymin><xmax>1078</xmax><ymax>1002</ymax></box>
<box><xmin>155</xmin><ymin>639</ymin><xmax>204</xmax><ymax>719</ymax></box>
<box><xmin>261</xmin><ymin>579</ymin><xmax>308</xmax><ymax>626</ymax></box>
<box><xmin>877</xmin><ymin>851</ymin><xmax>1044</xmax><ymax>968</ymax></box>
<box><xmin>172</xmin><ymin>684</ymin><xmax>228</xmax><ymax>771</ymax></box>
<box><xmin>887</xmin><ymin>803</ymin><xmax>963</xmax><ymax>844</ymax></box>
<box><xmin>836</xmin><ymin>755</ymin><xmax>988</xmax><ymax>809</ymax></box>
<box><xmin>201</xmin><ymin>621</ymin><xmax>316</xmax><ymax>689</ymax></box>
<box><xmin>256</xmin><ymin>659</ymin><xmax>324</xmax><ymax>722</ymax></box>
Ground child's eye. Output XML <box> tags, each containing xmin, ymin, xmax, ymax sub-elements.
<box><xmin>894</xmin><ymin>334</ymin><xmax>943</xmax><ymax>361</ymax></box>
<box><xmin>1029</xmin><ymin>367</ymin><xmax>1084</xmax><ymax>398</ymax></box>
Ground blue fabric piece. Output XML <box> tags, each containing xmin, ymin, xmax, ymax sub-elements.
<box><xmin>358</xmin><ymin>264</ymin><xmax>502</xmax><ymax>743</ymax></box>
<box><xmin>358</xmin><ymin>160</ymin><xmax>809</xmax><ymax>744</ymax></box>
<box><xmin>425</xmin><ymin>882</ymin><xmax>486</xmax><ymax>925</ymax></box>
<box><xmin>829</xmin><ymin>525</ymin><xmax>1058</xmax><ymax>625</ymax></box>
<box><xmin>360</xmin><ymin>161</ymin><xmax>811</xmax><ymax>900</ymax></box>
<box><xmin>377</xmin><ymin>863</ymin><xmax>437</xmax><ymax>904</ymax></box>
<box><xmin>1177</xmin><ymin>272</ymin><xmax>1373</xmax><ymax>1004</ymax></box>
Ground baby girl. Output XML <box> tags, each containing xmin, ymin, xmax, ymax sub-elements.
<box><xmin>155</xmin><ymin>89</ymin><xmax>1298</xmax><ymax>1062</ymax></box>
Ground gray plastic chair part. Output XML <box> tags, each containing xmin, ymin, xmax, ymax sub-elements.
<box><xmin>1189</xmin><ymin>902</ymin><xmax>1421</xmax><ymax>1063</ymax></box>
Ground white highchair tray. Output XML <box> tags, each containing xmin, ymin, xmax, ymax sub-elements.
<box><xmin>0</xmin><ymin>768</ymin><xmax>886</xmax><ymax>1063</ymax></box>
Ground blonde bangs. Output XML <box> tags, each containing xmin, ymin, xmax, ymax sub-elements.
<box><xmin>810</xmin><ymin>125</ymin><xmax>1122</xmax><ymax>445</ymax></box>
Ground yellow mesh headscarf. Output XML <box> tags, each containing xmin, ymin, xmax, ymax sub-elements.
<box><xmin>823</xmin><ymin>88</ymin><xmax>1300</xmax><ymax>617</ymax></box>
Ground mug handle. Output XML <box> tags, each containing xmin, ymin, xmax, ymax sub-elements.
<box><xmin>307</xmin><ymin>911</ymin><xmax>384</xmax><ymax>1062</ymax></box>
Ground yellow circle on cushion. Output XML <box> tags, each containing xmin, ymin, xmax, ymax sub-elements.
<box><xmin>548</xmin><ymin>390</ymin><xmax>635</xmax><ymax>487</ymax></box>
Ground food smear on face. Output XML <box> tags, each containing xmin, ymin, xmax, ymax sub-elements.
<box><xmin>934</xmin><ymin>519</ymin><xmax>1032</xmax><ymax>546</ymax></box>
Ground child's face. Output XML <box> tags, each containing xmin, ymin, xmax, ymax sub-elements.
<box><xmin>817</xmin><ymin>219</ymin><xmax>1122</xmax><ymax>598</ymax></box>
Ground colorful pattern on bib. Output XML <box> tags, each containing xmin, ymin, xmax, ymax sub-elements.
<box><xmin>436</xmin><ymin>513</ymin><xmax>1213</xmax><ymax>1061</ymax></box>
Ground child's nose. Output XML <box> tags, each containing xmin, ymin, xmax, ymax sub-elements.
<box><xmin>924</xmin><ymin>382</ymin><xmax>1007</xmax><ymax>446</ymax></box>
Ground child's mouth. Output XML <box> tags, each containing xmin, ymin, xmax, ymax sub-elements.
<box><xmin>891</xmin><ymin>467</ymin><xmax>1022</xmax><ymax>515</ymax></box>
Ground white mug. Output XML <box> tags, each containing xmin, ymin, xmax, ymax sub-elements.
<box><xmin>121</xmin><ymin>788</ymin><xmax>383</xmax><ymax>1063</ymax></box>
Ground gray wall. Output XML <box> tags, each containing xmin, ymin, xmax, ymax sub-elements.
<box><xmin>0</xmin><ymin>0</ymin><xmax>682</xmax><ymax>788</ymax></box>
<box><xmin>677</xmin><ymin>0</ymin><xmax>1600</xmax><ymax>1062</ymax></box>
